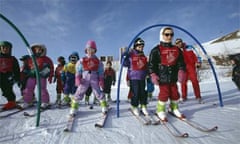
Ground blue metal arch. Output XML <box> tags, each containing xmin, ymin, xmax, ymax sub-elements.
<box><xmin>116</xmin><ymin>24</ymin><xmax>223</xmax><ymax>117</ymax></box>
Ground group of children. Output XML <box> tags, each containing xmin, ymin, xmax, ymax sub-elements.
<box><xmin>1</xmin><ymin>27</ymin><xmax>239</xmax><ymax>120</ymax></box>
<box><xmin>0</xmin><ymin>40</ymin><xmax>116</xmax><ymax>117</ymax></box>
<box><xmin>123</xmin><ymin>27</ymin><xmax>203</xmax><ymax>121</ymax></box>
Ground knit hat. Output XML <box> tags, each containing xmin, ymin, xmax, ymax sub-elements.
<box><xmin>159</xmin><ymin>27</ymin><xmax>174</xmax><ymax>42</ymax></box>
<box><xmin>85</xmin><ymin>40</ymin><xmax>97</xmax><ymax>52</ymax></box>
<box><xmin>20</xmin><ymin>55</ymin><xmax>31</xmax><ymax>61</ymax></box>
<box><xmin>30</xmin><ymin>43</ymin><xmax>47</xmax><ymax>56</ymax></box>
<box><xmin>134</xmin><ymin>37</ymin><xmax>145</xmax><ymax>48</ymax></box>
<box><xmin>0</xmin><ymin>41</ymin><xmax>12</xmax><ymax>48</ymax></box>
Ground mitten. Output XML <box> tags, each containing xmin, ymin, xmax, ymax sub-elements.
<box><xmin>178</xmin><ymin>69</ymin><xmax>186</xmax><ymax>83</ymax></box>
<box><xmin>75</xmin><ymin>74</ymin><xmax>82</xmax><ymax>87</ymax></box>
<box><xmin>99</xmin><ymin>77</ymin><xmax>104</xmax><ymax>89</ymax></box>
<box><xmin>48</xmin><ymin>76</ymin><xmax>52</xmax><ymax>84</ymax></box>
<box><xmin>150</xmin><ymin>73</ymin><xmax>159</xmax><ymax>85</ymax></box>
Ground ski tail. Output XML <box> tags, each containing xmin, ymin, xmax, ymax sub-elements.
<box><xmin>168</xmin><ymin>111</ymin><xmax>218</xmax><ymax>132</ymax></box>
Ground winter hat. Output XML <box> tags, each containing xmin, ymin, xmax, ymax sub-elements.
<box><xmin>159</xmin><ymin>27</ymin><xmax>174</xmax><ymax>42</ymax></box>
<box><xmin>20</xmin><ymin>55</ymin><xmax>31</xmax><ymax>61</ymax></box>
<box><xmin>57</xmin><ymin>56</ymin><xmax>66</xmax><ymax>65</ymax></box>
<box><xmin>68</xmin><ymin>52</ymin><xmax>79</xmax><ymax>62</ymax></box>
<box><xmin>0</xmin><ymin>41</ymin><xmax>12</xmax><ymax>48</ymax></box>
<box><xmin>133</xmin><ymin>37</ymin><xmax>145</xmax><ymax>48</ymax></box>
<box><xmin>85</xmin><ymin>40</ymin><xmax>97</xmax><ymax>52</ymax></box>
<box><xmin>175</xmin><ymin>38</ymin><xmax>183</xmax><ymax>44</ymax></box>
<box><xmin>30</xmin><ymin>43</ymin><xmax>47</xmax><ymax>56</ymax></box>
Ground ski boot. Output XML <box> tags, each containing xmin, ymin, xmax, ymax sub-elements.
<box><xmin>169</xmin><ymin>100</ymin><xmax>185</xmax><ymax>119</ymax></box>
<box><xmin>156</xmin><ymin>101</ymin><xmax>167</xmax><ymax>122</ymax></box>
<box><xmin>131</xmin><ymin>106</ymin><xmax>139</xmax><ymax>116</ymax></box>
<box><xmin>69</xmin><ymin>98</ymin><xmax>79</xmax><ymax>117</ymax></box>
<box><xmin>141</xmin><ymin>104</ymin><xmax>149</xmax><ymax>116</ymax></box>
<box><xmin>100</xmin><ymin>100</ymin><xmax>108</xmax><ymax>114</ymax></box>
<box><xmin>62</xmin><ymin>94</ymin><xmax>71</xmax><ymax>106</ymax></box>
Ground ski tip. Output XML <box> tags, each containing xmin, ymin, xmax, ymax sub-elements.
<box><xmin>95</xmin><ymin>124</ymin><xmax>103</xmax><ymax>128</ymax></box>
<box><xmin>213</xmin><ymin>126</ymin><xmax>218</xmax><ymax>131</ymax></box>
<box><xmin>182</xmin><ymin>133</ymin><xmax>189</xmax><ymax>138</ymax></box>
<box><xmin>63</xmin><ymin>128</ymin><xmax>70</xmax><ymax>132</ymax></box>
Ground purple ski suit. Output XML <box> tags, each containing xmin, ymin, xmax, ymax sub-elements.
<box><xmin>74</xmin><ymin>55</ymin><xmax>104</xmax><ymax>101</ymax></box>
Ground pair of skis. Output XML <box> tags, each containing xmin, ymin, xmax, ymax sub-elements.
<box><xmin>63</xmin><ymin>107</ymin><xmax>112</xmax><ymax>132</ymax></box>
<box><xmin>130</xmin><ymin>110</ymin><xmax>217</xmax><ymax>138</ymax></box>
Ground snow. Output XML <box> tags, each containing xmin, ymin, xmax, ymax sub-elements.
<box><xmin>0</xmin><ymin>67</ymin><xmax>240</xmax><ymax>144</ymax></box>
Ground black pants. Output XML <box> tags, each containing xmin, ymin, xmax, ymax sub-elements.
<box><xmin>0</xmin><ymin>77</ymin><xmax>16</xmax><ymax>102</ymax></box>
<box><xmin>130</xmin><ymin>80</ymin><xmax>147</xmax><ymax>107</ymax></box>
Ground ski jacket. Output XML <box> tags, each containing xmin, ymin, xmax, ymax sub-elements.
<box><xmin>181</xmin><ymin>44</ymin><xmax>198</xmax><ymax>68</ymax></box>
<box><xmin>123</xmin><ymin>49</ymin><xmax>147</xmax><ymax>80</ymax></box>
<box><xmin>148</xmin><ymin>42</ymin><xmax>185</xmax><ymax>84</ymax></box>
<box><xmin>104</xmin><ymin>67</ymin><xmax>116</xmax><ymax>84</ymax></box>
<box><xmin>26</xmin><ymin>56</ymin><xmax>54</xmax><ymax>79</ymax></box>
<box><xmin>0</xmin><ymin>54</ymin><xmax>20</xmax><ymax>84</ymax></box>
<box><xmin>76</xmin><ymin>55</ymin><xmax>104</xmax><ymax>78</ymax></box>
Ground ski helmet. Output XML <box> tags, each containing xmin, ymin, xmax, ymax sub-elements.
<box><xmin>134</xmin><ymin>38</ymin><xmax>145</xmax><ymax>48</ymax></box>
<box><xmin>30</xmin><ymin>43</ymin><xmax>46</xmax><ymax>56</ymax></box>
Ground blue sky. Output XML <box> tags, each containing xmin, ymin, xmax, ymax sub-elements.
<box><xmin>0</xmin><ymin>0</ymin><xmax>239</xmax><ymax>63</ymax></box>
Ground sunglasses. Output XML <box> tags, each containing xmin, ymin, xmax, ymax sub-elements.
<box><xmin>70</xmin><ymin>56</ymin><xmax>78</xmax><ymax>62</ymax></box>
<box><xmin>163</xmin><ymin>33</ymin><xmax>174</xmax><ymax>37</ymax></box>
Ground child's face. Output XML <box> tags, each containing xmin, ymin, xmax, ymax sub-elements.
<box><xmin>0</xmin><ymin>46</ymin><xmax>10</xmax><ymax>54</ymax></box>
<box><xmin>86</xmin><ymin>47</ymin><xmax>95</xmax><ymax>56</ymax></box>
<box><xmin>106</xmin><ymin>63</ymin><xmax>111</xmax><ymax>68</ymax></box>
<box><xmin>135</xmin><ymin>45</ymin><xmax>144</xmax><ymax>52</ymax></box>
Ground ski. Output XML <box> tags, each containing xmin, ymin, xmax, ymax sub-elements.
<box><xmin>168</xmin><ymin>111</ymin><xmax>218</xmax><ymax>132</ymax></box>
<box><xmin>154</xmin><ymin>113</ymin><xmax>189</xmax><ymax>138</ymax></box>
<box><xmin>64</xmin><ymin>114</ymin><xmax>76</xmax><ymax>132</ymax></box>
<box><xmin>95</xmin><ymin>107</ymin><xmax>112</xmax><ymax>128</ymax></box>
<box><xmin>129</xmin><ymin>108</ymin><xmax>151</xmax><ymax>125</ymax></box>
<box><xmin>23</xmin><ymin>104</ymin><xmax>53</xmax><ymax>117</ymax></box>
<box><xmin>0</xmin><ymin>105</ymin><xmax>24</xmax><ymax>118</ymax></box>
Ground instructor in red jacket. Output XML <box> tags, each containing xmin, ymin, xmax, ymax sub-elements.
<box><xmin>175</xmin><ymin>38</ymin><xmax>203</xmax><ymax>103</ymax></box>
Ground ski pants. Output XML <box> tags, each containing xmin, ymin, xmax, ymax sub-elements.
<box><xmin>158</xmin><ymin>83</ymin><xmax>180</xmax><ymax>102</ymax></box>
<box><xmin>23</xmin><ymin>77</ymin><xmax>50</xmax><ymax>103</ymax></box>
<box><xmin>130</xmin><ymin>79</ymin><xmax>147</xmax><ymax>107</ymax></box>
<box><xmin>74</xmin><ymin>71</ymin><xmax>104</xmax><ymax>101</ymax></box>
<box><xmin>181</xmin><ymin>66</ymin><xmax>201</xmax><ymax>99</ymax></box>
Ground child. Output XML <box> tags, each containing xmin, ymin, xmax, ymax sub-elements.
<box><xmin>53</xmin><ymin>56</ymin><xmax>66</xmax><ymax>105</ymax></box>
<box><xmin>103</xmin><ymin>61</ymin><xmax>116</xmax><ymax>102</ymax></box>
<box><xmin>123</xmin><ymin>37</ymin><xmax>148</xmax><ymax>116</ymax></box>
<box><xmin>230</xmin><ymin>55</ymin><xmax>240</xmax><ymax>90</ymax></box>
<box><xmin>69</xmin><ymin>40</ymin><xmax>107</xmax><ymax>116</ymax></box>
<box><xmin>22</xmin><ymin>44</ymin><xmax>54</xmax><ymax>109</ymax></box>
<box><xmin>0</xmin><ymin>41</ymin><xmax>20</xmax><ymax>110</ymax></box>
<box><xmin>61</xmin><ymin>52</ymin><xmax>79</xmax><ymax>106</ymax></box>
<box><xmin>149</xmin><ymin>27</ymin><xmax>186</xmax><ymax>121</ymax></box>
<box><xmin>18</xmin><ymin>55</ymin><xmax>36</xmax><ymax>103</ymax></box>
<box><xmin>146</xmin><ymin>75</ymin><xmax>154</xmax><ymax>101</ymax></box>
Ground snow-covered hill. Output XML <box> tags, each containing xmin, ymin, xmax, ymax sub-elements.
<box><xmin>197</xmin><ymin>29</ymin><xmax>240</xmax><ymax>57</ymax></box>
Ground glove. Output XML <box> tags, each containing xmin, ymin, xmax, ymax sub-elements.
<box><xmin>196</xmin><ymin>62</ymin><xmax>201</xmax><ymax>68</ymax></box>
<box><xmin>178</xmin><ymin>69</ymin><xmax>186</xmax><ymax>83</ymax></box>
<box><xmin>75</xmin><ymin>74</ymin><xmax>82</xmax><ymax>87</ymax></box>
<box><xmin>99</xmin><ymin>77</ymin><xmax>104</xmax><ymax>89</ymax></box>
<box><xmin>150</xmin><ymin>73</ymin><xmax>159</xmax><ymax>85</ymax></box>
<box><xmin>48</xmin><ymin>76</ymin><xmax>52</xmax><ymax>84</ymax></box>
